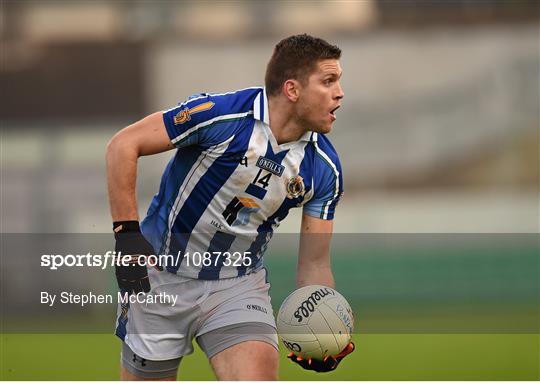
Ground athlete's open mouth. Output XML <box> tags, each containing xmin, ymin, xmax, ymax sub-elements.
<box><xmin>330</xmin><ymin>105</ymin><xmax>340</xmax><ymax>118</ymax></box>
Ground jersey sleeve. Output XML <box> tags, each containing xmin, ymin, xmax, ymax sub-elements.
<box><xmin>303</xmin><ymin>141</ymin><xmax>344</xmax><ymax>220</ymax></box>
<box><xmin>162</xmin><ymin>93</ymin><xmax>219</xmax><ymax>148</ymax></box>
<box><xmin>162</xmin><ymin>89</ymin><xmax>260</xmax><ymax>149</ymax></box>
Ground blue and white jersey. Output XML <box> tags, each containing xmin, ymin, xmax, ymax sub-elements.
<box><xmin>141</xmin><ymin>87</ymin><xmax>343</xmax><ymax>280</ymax></box>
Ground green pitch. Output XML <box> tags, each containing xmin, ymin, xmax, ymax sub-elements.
<box><xmin>1</xmin><ymin>333</ymin><xmax>538</xmax><ymax>380</ymax></box>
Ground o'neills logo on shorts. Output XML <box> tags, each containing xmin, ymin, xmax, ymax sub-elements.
<box><xmin>247</xmin><ymin>304</ymin><xmax>268</xmax><ymax>314</ymax></box>
<box><xmin>293</xmin><ymin>287</ymin><xmax>335</xmax><ymax>323</ymax></box>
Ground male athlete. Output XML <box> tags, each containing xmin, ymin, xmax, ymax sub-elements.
<box><xmin>106</xmin><ymin>34</ymin><xmax>354</xmax><ymax>380</ymax></box>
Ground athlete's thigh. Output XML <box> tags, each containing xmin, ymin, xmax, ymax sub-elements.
<box><xmin>116</xmin><ymin>268</ymin><xmax>201</xmax><ymax>361</ymax></box>
<box><xmin>210</xmin><ymin>340</ymin><xmax>279</xmax><ymax>380</ymax></box>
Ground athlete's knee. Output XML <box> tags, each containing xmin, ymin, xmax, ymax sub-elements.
<box><xmin>120</xmin><ymin>366</ymin><xmax>177</xmax><ymax>381</ymax></box>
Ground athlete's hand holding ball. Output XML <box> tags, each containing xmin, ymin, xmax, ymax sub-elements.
<box><xmin>277</xmin><ymin>285</ymin><xmax>355</xmax><ymax>372</ymax></box>
<box><xmin>287</xmin><ymin>341</ymin><xmax>355</xmax><ymax>372</ymax></box>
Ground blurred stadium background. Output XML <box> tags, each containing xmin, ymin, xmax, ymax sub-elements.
<box><xmin>1</xmin><ymin>0</ymin><xmax>538</xmax><ymax>380</ymax></box>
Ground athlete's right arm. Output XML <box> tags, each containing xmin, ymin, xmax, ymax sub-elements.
<box><xmin>106</xmin><ymin>112</ymin><xmax>172</xmax><ymax>294</ymax></box>
<box><xmin>106</xmin><ymin>112</ymin><xmax>173</xmax><ymax>221</ymax></box>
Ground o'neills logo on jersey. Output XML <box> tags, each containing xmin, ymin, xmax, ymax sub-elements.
<box><xmin>286</xmin><ymin>175</ymin><xmax>305</xmax><ymax>199</ymax></box>
<box><xmin>174</xmin><ymin>101</ymin><xmax>215</xmax><ymax>125</ymax></box>
<box><xmin>256</xmin><ymin>157</ymin><xmax>284</xmax><ymax>177</ymax></box>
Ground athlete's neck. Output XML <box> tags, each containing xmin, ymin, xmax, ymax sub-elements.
<box><xmin>267</xmin><ymin>96</ymin><xmax>306</xmax><ymax>145</ymax></box>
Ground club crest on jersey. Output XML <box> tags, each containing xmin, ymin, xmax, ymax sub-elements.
<box><xmin>256</xmin><ymin>157</ymin><xmax>284</xmax><ymax>177</ymax></box>
<box><xmin>174</xmin><ymin>101</ymin><xmax>215</xmax><ymax>125</ymax></box>
<box><xmin>286</xmin><ymin>176</ymin><xmax>305</xmax><ymax>199</ymax></box>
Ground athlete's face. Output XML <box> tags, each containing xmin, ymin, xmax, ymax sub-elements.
<box><xmin>296</xmin><ymin>59</ymin><xmax>344</xmax><ymax>134</ymax></box>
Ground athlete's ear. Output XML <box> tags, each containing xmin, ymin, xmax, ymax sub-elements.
<box><xmin>283</xmin><ymin>80</ymin><xmax>300</xmax><ymax>102</ymax></box>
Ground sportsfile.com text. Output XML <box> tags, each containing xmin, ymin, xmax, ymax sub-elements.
<box><xmin>40</xmin><ymin>251</ymin><xmax>253</xmax><ymax>270</ymax></box>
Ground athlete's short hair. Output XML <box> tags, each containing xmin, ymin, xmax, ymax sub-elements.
<box><xmin>265</xmin><ymin>34</ymin><xmax>341</xmax><ymax>97</ymax></box>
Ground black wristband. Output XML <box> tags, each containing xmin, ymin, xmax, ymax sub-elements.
<box><xmin>113</xmin><ymin>220</ymin><xmax>140</xmax><ymax>233</ymax></box>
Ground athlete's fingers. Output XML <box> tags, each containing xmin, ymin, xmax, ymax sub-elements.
<box><xmin>335</xmin><ymin>342</ymin><xmax>355</xmax><ymax>358</ymax></box>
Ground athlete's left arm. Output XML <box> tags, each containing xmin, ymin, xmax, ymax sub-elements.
<box><xmin>289</xmin><ymin>214</ymin><xmax>355</xmax><ymax>373</ymax></box>
<box><xmin>296</xmin><ymin>214</ymin><xmax>335</xmax><ymax>289</ymax></box>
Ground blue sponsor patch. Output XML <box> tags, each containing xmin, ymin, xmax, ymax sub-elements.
<box><xmin>256</xmin><ymin>157</ymin><xmax>285</xmax><ymax>177</ymax></box>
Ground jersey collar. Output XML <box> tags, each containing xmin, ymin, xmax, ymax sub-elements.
<box><xmin>253</xmin><ymin>88</ymin><xmax>270</xmax><ymax>126</ymax></box>
<box><xmin>253</xmin><ymin>88</ymin><xmax>317</xmax><ymax>143</ymax></box>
